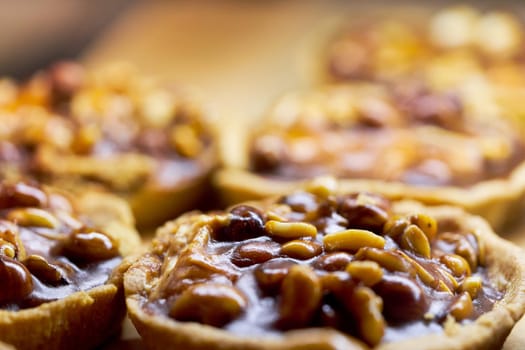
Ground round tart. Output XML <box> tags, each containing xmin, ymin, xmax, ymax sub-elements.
<box><xmin>0</xmin><ymin>61</ymin><xmax>218</xmax><ymax>228</ymax></box>
<box><xmin>124</xmin><ymin>180</ymin><xmax>525</xmax><ymax>350</ymax></box>
<box><xmin>215</xmin><ymin>83</ymin><xmax>525</xmax><ymax>230</ymax></box>
<box><xmin>0</xmin><ymin>181</ymin><xmax>140</xmax><ymax>349</ymax></box>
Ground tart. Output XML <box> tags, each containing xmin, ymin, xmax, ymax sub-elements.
<box><xmin>215</xmin><ymin>83</ymin><xmax>525</xmax><ymax>230</ymax></box>
<box><xmin>0</xmin><ymin>181</ymin><xmax>140</xmax><ymax>349</ymax></box>
<box><xmin>319</xmin><ymin>5</ymin><xmax>525</xmax><ymax>128</ymax></box>
<box><xmin>124</xmin><ymin>180</ymin><xmax>525</xmax><ymax>349</ymax></box>
<box><xmin>0</xmin><ymin>61</ymin><xmax>218</xmax><ymax>228</ymax></box>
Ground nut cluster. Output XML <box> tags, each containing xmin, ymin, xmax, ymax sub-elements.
<box><xmin>0</xmin><ymin>182</ymin><xmax>120</xmax><ymax>307</ymax></box>
<box><xmin>162</xmin><ymin>188</ymin><xmax>495</xmax><ymax>346</ymax></box>
<box><xmin>0</xmin><ymin>62</ymin><xmax>211</xmax><ymax>190</ymax></box>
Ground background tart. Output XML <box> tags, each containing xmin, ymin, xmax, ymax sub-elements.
<box><xmin>123</xmin><ymin>181</ymin><xmax>525</xmax><ymax>349</ymax></box>
<box><xmin>0</xmin><ymin>181</ymin><xmax>140</xmax><ymax>350</ymax></box>
<box><xmin>0</xmin><ymin>61</ymin><xmax>218</xmax><ymax>228</ymax></box>
<box><xmin>215</xmin><ymin>83</ymin><xmax>525</xmax><ymax>230</ymax></box>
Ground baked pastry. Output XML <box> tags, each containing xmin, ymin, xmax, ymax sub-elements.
<box><xmin>124</xmin><ymin>180</ymin><xmax>525</xmax><ymax>349</ymax></box>
<box><xmin>215</xmin><ymin>83</ymin><xmax>525</xmax><ymax>229</ymax></box>
<box><xmin>0</xmin><ymin>61</ymin><xmax>218</xmax><ymax>228</ymax></box>
<box><xmin>320</xmin><ymin>6</ymin><xmax>525</xmax><ymax>128</ymax></box>
<box><xmin>0</xmin><ymin>181</ymin><xmax>140</xmax><ymax>349</ymax></box>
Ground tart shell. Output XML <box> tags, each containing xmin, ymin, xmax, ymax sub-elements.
<box><xmin>0</xmin><ymin>187</ymin><xmax>140</xmax><ymax>350</ymax></box>
<box><xmin>124</xmin><ymin>199</ymin><xmax>525</xmax><ymax>350</ymax></box>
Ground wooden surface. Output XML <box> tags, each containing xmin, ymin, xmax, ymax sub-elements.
<box><xmin>84</xmin><ymin>1</ymin><xmax>525</xmax><ymax>349</ymax></box>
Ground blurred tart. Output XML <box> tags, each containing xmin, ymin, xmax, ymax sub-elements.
<box><xmin>0</xmin><ymin>61</ymin><xmax>218</xmax><ymax>228</ymax></box>
<box><xmin>0</xmin><ymin>181</ymin><xmax>140</xmax><ymax>349</ymax></box>
<box><xmin>215</xmin><ymin>83</ymin><xmax>525</xmax><ymax>229</ymax></box>
<box><xmin>320</xmin><ymin>5</ymin><xmax>525</xmax><ymax>128</ymax></box>
<box><xmin>124</xmin><ymin>180</ymin><xmax>525</xmax><ymax>349</ymax></box>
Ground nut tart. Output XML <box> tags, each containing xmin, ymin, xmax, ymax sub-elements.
<box><xmin>0</xmin><ymin>61</ymin><xmax>218</xmax><ymax>228</ymax></box>
<box><xmin>318</xmin><ymin>5</ymin><xmax>525</xmax><ymax>128</ymax></box>
<box><xmin>124</xmin><ymin>181</ymin><xmax>525</xmax><ymax>350</ymax></box>
<box><xmin>215</xmin><ymin>83</ymin><xmax>525</xmax><ymax>230</ymax></box>
<box><xmin>0</xmin><ymin>181</ymin><xmax>140</xmax><ymax>349</ymax></box>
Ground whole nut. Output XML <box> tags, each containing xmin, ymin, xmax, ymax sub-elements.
<box><xmin>215</xmin><ymin>205</ymin><xmax>266</xmax><ymax>241</ymax></box>
<box><xmin>347</xmin><ymin>286</ymin><xmax>385</xmax><ymax>347</ymax></box>
<box><xmin>254</xmin><ymin>259</ymin><xmax>296</xmax><ymax>293</ymax></box>
<box><xmin>278</xmin><ymin>265</ymin><xmax>322</xmax><ymax>329</ymax></box>
<box><xmin>265</xmin><ymin>220</ymin><xmax>317</xmax><ymax>240</ymax></box>
<box><xmin>400</xmin><ymin>224</ymin><xmax>431</xmax><ymax>258</ymax></box>
<box><xmin>62</xmin><ymin>230</ymin><xmax>119</xmax><ymax>262</ymax></box>
<box><xmin>23</xmin><ymin>255</ymin><xmax>65</xmax><ymax>285</ymax></box>
<box><xmin>169</xmin><ymin>283</ymin><xmax>247</xmax><ymax>327</ymax></box>
<box><xmin>324</xmin><ymin>229</ymin><xmax>385</xmax><ymax>252</ymax></box>
<box><xmin>7</xmin><ymin>208</ymin><xmax>59</xmax><ymax>229</ymax></box>
<box><xmin>338</xmin><ymin>193</ymin><xmax>390</xmax><ymax>232</ymax></box>
<box><xmin>281</xmin><ymin>239</ymin><xmax>322</xmax><ymax>260</ymax></box>
<box><xmin>0</xmin><ymin>255</ymin><xmax>33</xmax><ymax>304</ymax></box>
<box><xmin>230</xmin><ymin>240</ymin><xmax>280</xmax><ymax>267</ymax></box>
<box><xmin>313</xmin><ymin>252</ymin><xmax>353</xmax><ymax>271</ymax></box>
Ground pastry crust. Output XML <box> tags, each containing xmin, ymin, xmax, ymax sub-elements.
<box><xmin>0</xmin><ymin>183</ymin><xmax>140</xmax><ymax>350</ymax></box>
<box><xmin>124</xmin><ymin>187</ymin><xmax>525</xmax><ymax>350</ymax></box>
<box><xmin>0</xmin><ymin>61</ymin><xmax>218</xmax><ymax>228</ymax></box>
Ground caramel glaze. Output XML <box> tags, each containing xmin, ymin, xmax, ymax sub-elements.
<box><xmin>0</xmin><ymin>182</ymin><xmax>121</xmax><ymax>311</ymax></box>
<box><xmin>249</xmin><ymin>86</ymin><xmax>525</xmax><ymax>187</ymax></box>
<box><xmin>146</xmin><ymin>191</ymin><xmax>502</xmax><ymax>346</ymax></box>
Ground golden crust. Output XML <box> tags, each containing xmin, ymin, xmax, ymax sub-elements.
<box><xmin>0</xmin><ymin>184</ymin><xmax>140</xmax><ymax>350</ymax></box>
<box><xmin>124</xmin><ymin>194</ymin><xmax>525</xmax><ymax>350</ymax></box>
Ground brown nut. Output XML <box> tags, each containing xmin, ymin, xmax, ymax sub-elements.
<box><xmin>231</xmin><ymin>240</ymin><xmax>280</xmax><ymax>267</ymax></box>
<box><xmin>0</xmin><ymin>255</ymin><xmax>33</xmax><ymax>304</ymax></box>
<box><xmin>313</xmin><ymin>252</ymin><xmax>353</xmax><ymax>271</ymax></box>
<box><xmin>23</xmin><ymin>255</ymin><xmax>65</xmax><ymax>285</ymax></box>
<box><xmin>0</xmin><ymin>183</ymin><xmax>48</xmax><ymax>208</ymax></box>
<box><xmin>281</xmin><ymin>239</ymin><xmax>322</xmax><ymax>260</ymax></box>
<box><xmin>278</xmin><ymin>265</ymin><xmax>322</xmax><ymax>329</ymax></box>
<box><xmin>346</xmin><ymin>261</ymin><xmax>383</xmax><ymax>286</ymax></box>
<box><xmin>254</xmin><ymin>258</ymin><xmax>296</xmax><ymax>293</ymax></box>
<box><xmin>62</xmin><ymin>230</ymin><xmax>119</xmax><ymax>262</ymax></box>
<box><xmin>338</xmin><ymin>193</ymin><xmax>390</xmax><ymax>231</ymax></box>
<box><xmin>383</xmin><ymin>215</ymin><xmax>410</xmax><ymax>239</ymax></box>
<box><xmin>373</xmin><ymin>274</ymin><xmax>429</xmax><ymax>324</ymax></box>
<box><xmin>214</xmin><ymin>205</ymin><xmax>266</xmax><ymax>241</ymax></box>
<box><xmin>324</xmin><ymin>229</ymin><xmax>385</xmax><ymax>252</ymax></box>
<box><xmin>169</xmin><ymin>283</ymin><xmax>247</xmax><ymax>327</ymax></box>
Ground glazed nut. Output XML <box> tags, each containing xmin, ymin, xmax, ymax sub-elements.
<box><xmin>169</xmin><ymin>283</ymin><xmax>247</xmax><ymax>327</ymax></box>
<box><xmin>0</xmin><ymin>239</ymin><xmax>16</xmax><ymax>258</ymax></box>
<box><xmin>7</xmin><ymin>208</ymin><xmax>59</xmax><ymax>229</ymax></box>
<box><xmin>0</xmin><ymin>255</ymin><xmax>33</xmax><ymax>304</ymax></box>
<box><xmin>255</xmin><ymin>259</ymin><xmax>296</xmax><ymax>293</ymax></box>
<box><xmin>383</xmin><ymin>215</ymin><xmax>410</xmax><ymax>239</ymax></box>
<box><xmin>324</xmin><ymin>229</ymin><xmax>385</xmax><ymax>252</ymax></box>
<box><xmin>408</xmin><ymin>214</ymin><xmax>437</xmax><ymax>241</ymax></box>
<box><xmin>281</xmin><ymin>240</ymin><xmax>322</xmax><ymax>260</ymax></box>
<box><xmin>346</xmin><ymin>261</ymin><xmax>383</xmax><ymax>286</ymax></box>
<box><xmin>265</xmin><ymin>220</ymin><xmax>317</xmax><ymax>239</ymax></box>
<box><xmin>23</xmin><ymin>254</ymin><xmax>64</xmax><ymax>284</ymax></box>
<box><xmin>355</xmin><ymin>248</ymin><xmax>411</xmax><ymax>273</ymax></box>
<box><xmin>450</xmin><ymin>291</ymin><xmax>473</xmax><ymax>321</ymax></box>
<box><xmin>62</xmin><ymin>230</ymin><xmax>119</xmax><ymax>262</ymax></box>
<box><xmin>400</xmin><ymin>225</ymin><xmax>431</xmax><ymax>259</ymax></box>
<box><xmin>440</xmin><ymin>254</ymin><xmax>471</xmax><ymax>277</ymax></box>
<box><xmin>305</xmin><ymin>176</ymin><xmax>337</xmax><ymax>198</ymax></box>
<box><xmin>313</xmin><ymin>252</ymin><xmax>353</xmax><ymax>271</ymax></box>
<box><xmin>279</xmin><ymin>265</ymin><xmax>322</xmax><ymax>328</ymax></box>
<box><xmin>349</xmin><ymin>286</ymin><xmax>385</xmax><ymax>347</ymax></box>
<box><xmin>10</xmin><ymin>183</ymin><xmax>47</xmax><ymax>207</ymax></box>
<box><xmin>455</xmin><ymin>240</ymin><xmax>478</xmax><ymax>270</ymax></box>
<box><xmin>231</xmin><ymin>241</ymin><xmax>279</xmax><ymax>267</ymax></box>
<box><xmin>460</xmin><ymin>276</ymin><xmax>482</xmax><ymax>298</ymax></box>
<box><xmin>170</xmin><ymin>124</ymin><xmax>203</xmax><ymax>158</ymax></box>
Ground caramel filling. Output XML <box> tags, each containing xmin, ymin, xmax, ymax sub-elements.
<box><xmin>145</xmin><ymin>190</ymin><xmax>501</xmax><ymax>346</ymax></box>
<box><xmin>0</xmin><ymin>182</ymin><xmax>121</xmax><ymax>310</ymax></box>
